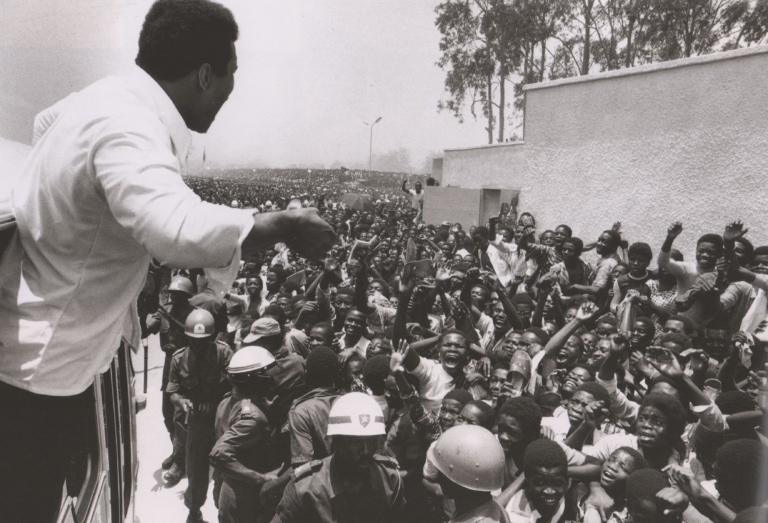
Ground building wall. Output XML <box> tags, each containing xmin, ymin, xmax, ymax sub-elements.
<box><xmin>431</xmin><ymin>157</ymin><xmax>444</xmax><ymax>185</ymax></box>
<box><xmin>521</xmin><ymin>45</ymin><xmax>768</xmax><ymax>257</ymax></box>
<box><xmin>441</xmin><ymin>142</ymin><xmax>525</xmax><ymax>190</ymax></box>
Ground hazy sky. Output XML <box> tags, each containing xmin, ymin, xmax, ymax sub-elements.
<box><xmin>0</xmin><ymin>0</ymin><xmax>491</xmax><ymax>170</ymax></box>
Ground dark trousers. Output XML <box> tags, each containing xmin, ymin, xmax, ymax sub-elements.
<box><xmin>184</xmin><ymin>407</ymin><xmax>216</xmax><ymax>511</ymax></box>
<box><xmin>0</xmin><ymin>381</ymin><xmax>93</xmax><ymax>523</ymax></box>
<box><xmin>161</xmin><ymin>354</ymin><xmax>174</xmax><ymax>437</ymax></box>
<box><xmin>218</xmin><ymin>478</ymin><xmax>271</xmax><ymax>523</ymax></box>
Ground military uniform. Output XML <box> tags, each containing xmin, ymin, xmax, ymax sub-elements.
<box><xmin>211</xmin><ymin>393</ymin><xmax>281</xmax><ymax>523</ymax></box>
<box><xmin>167</xmin><ymin>340</ymin><xmax>233</xmax><ymax>513</ymax></box>
<box><xmin>287</xmin><ymin>387</ymin><xmax>339</xmax><ymax>467</ymax></box>
<box><xmin>146</xmin><ymin>300</ymin><xmax>193</xmax><ymax>439</ymax></box>
<box><xmin>271</xmin><ymin>454</ymin><xmax>404</xmax><ymax>523</ymax></box>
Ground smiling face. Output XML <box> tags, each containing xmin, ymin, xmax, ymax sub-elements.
<box><xmin>501</xmin><ymin>331</ymin><xmax>522</xmax><ymax>356</ymax></box>
<box><xmin>439</xmin><ymin>333</ymin><xmax>468</xmax><ymax>375</ymax></box>
<box><xmin>696</xmin><ymin>241</ymin><xmax>720</xmax><ymax>270</ymax></box>
<box><xmin>557</xmin><ymin>335</ymin><xmax>582</xmax><ymax>369</ymax></box>
<box><xmin>246</xmin><ymin>277</ymin><xmax>263</xmax><ymax>296</ymax></box>
<box><xmin>526</xmin><ymin>465</ymin><xmax>568</xmax><ymax>517</ymax></box>
<box><xmin>492</xmin><ymin>302</ymin><xmax>509</xmax><ymax>331</ymax></box>
<box><xmin>631</xmin><ymin>320</ymin><xmax>654</xmax><ymax>347</ymax></box>
<box><xmin>561</xmin><ymin>367</ymin><xmax>592</xmax><ymax>395</ymax></box>
<box><xmin>344</xmin><ymin>310</ymin><xmax>366</xmax><ymax>339</ymax></box>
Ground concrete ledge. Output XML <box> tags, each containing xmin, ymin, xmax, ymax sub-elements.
<box><xmin>444</xmin><ymin>141</ymin><xmax>525</xmax><ymax>152</ymax></box>
<box><xmin>523</xmin><ymin>44</ymin><xmax>768</xmax><ymax>92</ymax></box>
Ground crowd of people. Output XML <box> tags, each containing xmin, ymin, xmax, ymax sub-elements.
<box><xmin>139</xmin><ymin>171</ymin><xmax>768</xmax><ymax>523</ymax></box>
<box><xmin>5</xmin><ymin>0</ymin><xmax>763</xmax><ymax>521</ymax></box>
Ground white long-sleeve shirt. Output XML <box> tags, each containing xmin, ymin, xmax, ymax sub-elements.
<box><xmin>0</xmin><ymin>67</ymin><xmax>254</xmax><ymax>395</ymax></box>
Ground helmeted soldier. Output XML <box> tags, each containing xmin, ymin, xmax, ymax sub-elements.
<box><xmin>430</xmin><ymin>424</ymin><xmax>510</xmax><ymax>522</ymax></box>
<box><xmin>210</xmin><ymin>345</ymin><xmax>282</xmax><ymax>523</ymax></box>
<box><xmin>271</xmin><ymin>392</ymin><xmax>405</xmax><ymax>523</ymax></box>
<box><xmin>167</xmin><ymin>308</ymin><xmax>233</xmax><ymax>523</ymax></box>
<box><xmin>146</xmin><ymin>275</ymin><xmax>195</xmax><ymax>474</ymax></box>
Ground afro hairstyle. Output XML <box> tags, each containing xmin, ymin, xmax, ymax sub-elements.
<box><xmin>667</xmin><ymin>314</ymin><xmax>695</xmax><ymax>335</ymax></box>
<box><xmin>639</xmin><ymin>392</ymin><xmax>686</xmax><ymax>441</ymax></box>
<box><xmin>697</xmin><ymin>233</ymin><xmax>724</xmax><ymax>252</ymax></box>
<box><xmin>573</xmin><ymin>382</ymin><xmax>611</xmax><ymax>408</ymax></box>
<box><xmin>625</xmin><ymin>469</ymin><xmax>670</xmax><ymax>507</ymax></box>
<box><xmin>659</xmin><ymin>332</ymin><xmax>692</xmax><ymax>351</ymax></box>
<box><xmin>565</xmin><ymin>237</ymin><xmax>584</xmax><ymax>255</ymax></box>
<box><xmin>715</xmin><ymin>439</ymin><xmax>768</xmax><ymax>508</ymax></box>
<box><xmin>461</xmin><ymin>400</ymin><xmax>497</xmax><ymax>431</ymax></box>
<box><xmin>523</xmin><ymin>439</ymin><xmax>567</xmax><ymax>476</ymax></box>
<box><xmin>444</xmin><ymin>388</ymin><xmax>474</xmax><ymax>407</ymax></box>
<box><xmin>716</xmin><ymin>390</ymin><xmax>756</xmax><ymax>415</ymax></box>
<box><xmin>610</xmin><ymin>446</ymin><xmax>649</xmax><ymax>472</ymax></box>
<box><xmin>305</xmin><ymin>346</ymin><xmax>340</xmax><ymax>387</ymax></box>
<box><xmin>628</xmin><ymin>242</ymin><xmax>653</xmax><ymax>261</ymax></box>
<box><xmin>525</xmin><ymin>327</ymin><xmax>551</xmax><ymax>347</ymax></box>
<box><xmin>500</xmin><ymin>397</ymin><xmax>542</xmax><ymax>443</ymax></box>
<box><xmin>362</xmin><ymin>355</ymin><xmax>391</xmax><ymax>394</ymax></box>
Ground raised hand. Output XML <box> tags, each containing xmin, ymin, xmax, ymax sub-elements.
<box><xmin>723</xmin><ymin>220</ymin><xmax>748</xmax><ymax>243</ymax></box>
<box><xmin>435</xmin><ymin>264</ymin><xmax>452</xmax><ymax>282</ymax></box>
<box><xmin>630</xmin><ymin>352</ymin><xmax>654</xmax><ymax>378</ymax></box>
<box><xmin>581</xmin><ymin>400</ymin><xmax>605</xmax><ymax>430</ymax></box>
<box><xmin>667</xmin><ymin>222</ymin><xmax>683</xmax><ymax>238</ymax></box>
<box><xmin>663</xmin><ymin>464</ymin><xmax>706</xmax><ymax>501</ymax></box>
<box><xmin>680</xmin><ymin>349</ymin><xmax>709</xmax><ymax>374</ymax></box>
<box><xmin>575</xmin><ymin>301</ymin><xmax>599</xmax><ymax>321</ymax></box>
<box><xmin>608</xmin><ymin>334</ymin><xmax>629</xmax><ymax>357</ymax></box>
<box><xmin>647</xmin><ymin>346</ymin><xmax>684</xmax><ymax>380</ymax></box>
<box><xmin>323</xmin><ymin>256</ymin><xmax>339</xmax><ymax>272</ymax></box>
<box><xmin>390</xmin><ymin>340</ymin><xmax>409</xmax><ymax>373</ymax></box>
<box><xmin>611</xmin><ymin>221</ymin><xmax>622</xmax><ymax>233</ymax></box>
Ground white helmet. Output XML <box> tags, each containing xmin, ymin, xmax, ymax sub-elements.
<box><xmin>230</xmin><ymin>199</ymin><xmax>240</xmax><ymax>208</ymax></box>
<box><xmin>326</xmin><ymin>392</ymin><xmax>385</xmax><ymax>436</ymax></box>
<box><xmin>228</xmin><ymin>346</ymin><xmax>276</xmax><ymax>375</ymax></box>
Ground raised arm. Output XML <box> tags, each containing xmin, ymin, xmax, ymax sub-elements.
<box><xmin>657</xmin><ymin>221</ymin><xmax>685</xmax><ymax>277</ymax></box>
<box><xmin>541</xmin><ymin>302</ymin><xmax>599</xmax><ymax>380</ymax></box>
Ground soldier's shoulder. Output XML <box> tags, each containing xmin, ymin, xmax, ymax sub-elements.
<box><xmin>171</xmin><ymin>346</ymin><xmax>189</xmax><ymax>359</ymax></box>
<box><xmin>373</xmin><ymin>454</ymin><xmax>400</xmax><ymax>470</ymax></box>
<box><xmin>216</xmin><ymin>339</ymin><xmax>234</xmax><ymax>354</ymax></box>
<box><xmin>293</xmin><ymin>459</ymin><xmax>324</xmax><ymax>482</ymax></box>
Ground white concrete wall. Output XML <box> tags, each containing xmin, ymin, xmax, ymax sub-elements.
<box><xmin>521</xmin><ymin>45</ymin><xmax>768</xmax><ymax>257</ymax></box>
<box><xmin>441</xmin><ymin>142</ymin><xmax>525</xmax><ymax>190</ymax></box>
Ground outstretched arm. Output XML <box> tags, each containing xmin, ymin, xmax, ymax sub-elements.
<box><xmin>541</xmin><ymin>302</ymin><xmax>599</xmax><ymax>380</ymax></box>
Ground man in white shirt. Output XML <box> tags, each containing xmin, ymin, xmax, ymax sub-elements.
<box><xmin>0</xmin><ymin>1</ymin><xmax>334</xmax><ymax>521</ymax></box>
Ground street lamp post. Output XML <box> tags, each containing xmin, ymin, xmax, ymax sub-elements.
<box><xmin>364</xmin><ymin>116</ymin><xmax>382</xmax><ymax>173</ymax></box>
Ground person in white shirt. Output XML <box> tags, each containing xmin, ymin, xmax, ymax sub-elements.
<box><xmin>0</xmin><ymin>2</ymin><xmax>334</xmax><ymax>521</ymax></box>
